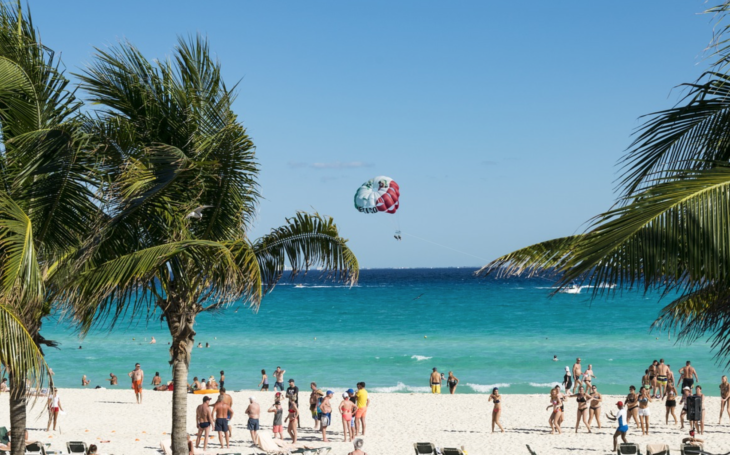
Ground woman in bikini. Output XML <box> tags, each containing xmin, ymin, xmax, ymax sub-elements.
<box><xmin>665</xmin><ymin>383</ymin><xmax>678</xmax><ymax>425</ymax></box>
<box><xmin>259</xmin><ymin>369</ymin><xmax>269</xmax><ymax>391</ymax></box>
<box><xmin>625</xmin><ymin>386</ymin><xmax>640</xmax><ymax>428</ymax></box>
<box><xmin>340</xmin><ymin>392</ymin><xmax>356</xmax><ymax>442</ymax></box>
<box><xmin>588</xmin><ymin>385</ymin><xmax>602</xmax><ymax>429</ymax></box>
<box><xmin>488</xmin><ymin>387</ymin><xmax>504</xmax><ymax>433</ymax></box>
<box><xmin>680</xmin><ymin>386</ymin><xmax>691</xmax><ymax>430</ymax></box>
<box><xmin>447</xmin><ymin>371</ymin><xmax>459</xmax><ymax>394</ymax></box>
<box><xmin>546</xmin><ymin>387</ymin><xmax>562</xmax><ymax>434</ymax></box>
<box><xmin>641</xmin><ymin>370</ymin><xmax>651</xmax><ymax>394</ymax></box>
<box><xmin>720</xmin><ymin>376</ymin><xmax>730</xmax><ymax>424</ymax></box>
<box><xmin>573</xmin><ymin>388</ymin><xmax>591</xmax><ymax>433</ymax></box>
<box><xmin>638</xmin><ymin>386</ymin><xmax>652</xmax><ymax>435</ymax></box>
<box><xmin>285</xmin><ymin>393</ymin><xmax>299</xmax><ymax>443</ymax></box>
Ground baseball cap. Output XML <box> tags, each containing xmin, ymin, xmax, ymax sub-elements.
<box><xmin>342</xmin><ymin>392</ymin><xmax>349</xmax><ymax>398</ymax></box>
<box><xmin>203</xmin><ymin>396</ymin><xmax>211</xmax><ymax>402</ymax></box>
<box><xmin>347</xmin><ymin>388</ymin><xmax>354</xmax><ymax>394</ymax></box>
<box><xmin>275</xmin><ymin>392</ymin><xmax>281</xmax><ymax>397</ymax></box>
<box><xmin>327</xmin><ymin>390</ymin><xmax>333</xmax><ymax>396</ymax></box>
<box><xmin>616</xmin><ymin>401</ymin><xmax>623</xmax><ymax>406</ymax></box>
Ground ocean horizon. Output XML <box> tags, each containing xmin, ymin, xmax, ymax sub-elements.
<box><xmin>38</xmin><ymin>268</ymin><xmax>728</xmax><ymax>396</ymax></box>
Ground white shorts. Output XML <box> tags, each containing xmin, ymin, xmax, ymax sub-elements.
<box><xmin>639</xmin><ymin>408</ymin><xmax>650</xmax><ymax>417</ymax></box>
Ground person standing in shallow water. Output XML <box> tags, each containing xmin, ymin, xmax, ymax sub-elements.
<box><xmin>488</xmin><ymin>387</ymin><xmax>504</xmax><ymax>433</ymax></box>
<box><xmin>430</xmin><ymin>368</ymin><xmax>441</xmax><ymax>394</ymax></box>
<box><xmin>447</xmin><ymin>371</ymin><xmax>459</xmax><ymax>394</ymax></box>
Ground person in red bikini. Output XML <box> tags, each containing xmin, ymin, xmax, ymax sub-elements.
<box><xmin>340</xmin><ymin>392</ymin><xmax>356</xmax><ymax>442</ymax></box>
<box><xmin>46</xmin><ymin>388</ymin><xmax>62</xmax><ymax>431</ymax></box>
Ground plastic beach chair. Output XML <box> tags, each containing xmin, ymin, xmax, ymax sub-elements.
<box><xmin>414</xmin><ymin>442</ymin><xmax>436</xmax><ymax>454</ymax></box>
<box><xmin>442</xmin><ymin>448</ymin><xmax>465</xmax><ymax>455</ymax></box>
<box><xmin>66</xmin><ymin>441</ymin><xmax>87</xmax><ymax>454</ymax></box>
<box><xmin>646</xmin><ymin>444</ymin><xmax>670</xmax><ymax>455</ymax></box>
<box><xmin>24</xmin><ymin>442</ymin><xmax>46</xmax><ymax>454</ymax></box>
<box><xmin>617</xmin><ymin>443</ymin><xmax>641</xmax><ymax>455</ymax></box>
<box><xmin>680</xmin><ymin>444</ymin><xmax>702</xmax><ymax>455</ymax></box>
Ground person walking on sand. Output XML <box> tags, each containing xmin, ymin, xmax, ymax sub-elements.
<box><xmin>285</xmin><ymin>393</ymin><xmax>299</xmax><ymax>443</ymax></box>
<box><xmin>245</xmin><ymin>396</ymin><xmax>260</xmax><ymax>443</ymax></box>
<box><xmin>574</xmin><ymin>387</ymin><xmax>592</xmax><ymax>433</ymax></box>
<box><xmin>588</xmin><ymin>385</ymin><xmax>602</xmax><ymax>429</ymax></box>
<box><xmin>46</xmin><ymin>388</ymin><xmax>62</xmax><ymax>431</ymax></box>
<box><xmin>609</xmin><ymin>401</ymin><xmax>629</xmax><ymax>452</ymax></box>
<box><xmin>151</xmin><ymin>372</ymin><xmax>162</xmax><ymax>387</ymax></box>
<box><xmin>287</xmin><ymin>379</ymin><xmax>300</xmax><ymax>428</ymax></box>
<box><xmin>340</xmin><ymin>392</ymin><xmax>355</xmax><ymax>442</ymax></box>
<box><xmin>572</xmin><ymin>358</ymin><xmax>583</xmax><ymax>393</ymax></box>
<box><xmin>693</xmin><ymin>385</ymin><xmax>705</xmax><ymax>434</ymax></box>
<box><xmin>219</xmin><ymin>387</ymin><xmax>233</xmax><ymax>438</ymax></box>
<box><xmin>657</xmin><ymin>359</ymin><xmax>669</xmax><ymax>398</ymax></box>
<box><xmin>105</xmin><ymin>373</ymin><xmax>117</xmax><ymax>386</ymax></box>
<box><xmin>273</xmin><ymin>366</ymin><xmax>286</xmax><ymax>391</ymax></box>
<box><xmin>562</xmin><ymin>366</ymin><xmax>572</xmax><ymax>394</ymax></box>
<box><xmin>430</xmin><ymin>367</ymin><xmax>441</xmax><ymax>394</ymax></box>
<box><xmin>268</xmin><ymin>394</ymin><xmax>284</xmax><ymax>439</ymax></box>
<box><xmin>625</xmin><ymin>386</ymin><xmax>639</xmax><ymax>428</ymax></box>
<box><xmin>547</xmin><ymin>387</ymin><xmax>562</xmax><ymax>434</ymax></box>
<box><xmin>665</xmin><ymin>383</ymin><xmax>678</xmax><ymax>425</ymax></box>
<box><xmin>309</xmin><ymin>382</ymin><xmax>321</xmax><ymax>430</ymax></box>
<box><xmin>489</xmin><ymin>387</ymin><xmax>504</xmax><ymax>433</ymax></box>
<box><xmin>721</xmin><ymin>376</ymin><xmax>730</xmax><ymax>424</ymax></box>
<box><xmin>447</xmin><ymin>371</ymin><xmax>459</xmax><ymax>394</ymax></box>
<box><xmin>213</xmin><ymin>395</ymin><xmax>233</xmax><ymax>448</ymax></box>
<box><xmin>638</xmin><ymin>385</ymin><xmax>652</xmax><ymax>435</ymax></box>
<box><xmin>259</xmin><ymin>369</ymin><xmax>269</xmax><ymax>391</ymax></box>
<box><xmin>128</xmin><ymin>363</ymin><xmax>144</xmax><ymax>404</ymax></box>
<box><xmin>195</xmin><ymin>396</ymin><xmax>214</xmax><ymax>450</ymax></box>
<box><xmin>678</xmin><ymin>361</ymin><xmax>699</xmax><ymax>390</ymax></box>
<box><xmin>319</xmin><ymin>391</ymin><xmax>334</xmax><ymax>442</ymax></box>
<box><xmin>355</xmin><ymin>382</ymin><xmax>370</xmax><ymax>436</ymax></box>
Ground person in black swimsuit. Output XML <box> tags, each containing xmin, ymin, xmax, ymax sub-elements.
<box><xmin>447</xmin><ymin>371</ymin><xmax>459</xmax><ymax>394</ymax></box>
<box><xmin>625</xmin><ymin>386</ymin><xmax>639</xmax><ymax>428</ymax></box>
<box><xmin>665</xmin><ymin>383</ymin><xmax>678</xmax><ymax>425</ymax></box>
<box><xmin>574</xmin><ymin>389</ymin><xmax>592</xmax><ymax>433</ymax></box>
<box><xmin>488</xmin><ymin>387</ymin><xmax>504</xmax><ymax>433</ymax></box>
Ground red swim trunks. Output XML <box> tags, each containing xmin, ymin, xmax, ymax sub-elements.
<box><xmin>132</xmin><ymin>379</ymin><xmax>143</xmax><ymax>393</ymax></box>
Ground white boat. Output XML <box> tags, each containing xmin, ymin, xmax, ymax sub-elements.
<box><xmin>294</xmin><ymin>284</ymin><xmax>305</xmax><ymax>288</ymax></box>
<box><xmin>560</xmin><ymin>284</ymin><xmax>582</xmax><ymax>294</ymax></box>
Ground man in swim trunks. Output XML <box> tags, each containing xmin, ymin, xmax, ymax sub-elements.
<box><xmin>213</xmin><ymin>394</ymin><xmax>233</xmax><ymax>448</ymax></box>
<box><xmin>430</xmin><ymin>368</ymin><xmax>442</xmax><ymax>394</ymax></box>
<box><xmin>273</xmin><ymin>366</ymin><xmax>286</xmax><ymax>391</ymax></box>
<box><xmin>319</xmin><ymin>391</ymin><xmax>334</xmax><ymax>442</ymax></box>
<box><xmin>195</xmin><ymin>396</ymin><xmax>214</xmax><ymax>450</ymax></box>
<box><xmin>355</xmin><ymin>382</ymin><xmax>370</xmax><ymax>436</ymax></box>
<box><xmin>128</xmin><ymin>363</ymin><xmax>144</xmax><ymax>404</ymax></box>
<box><xmin>648</xmin><ymin>360</ymin><xmax>659</xmax><ymax>397</ymax></box>
<box><xmin>572</xmin><ymin>358</ymin><xmax>583</xmax><ymax>393</ymax></box>
<box><xmin>219</xmin><ymin>387</ymin><xmax>233</xmax><ymax>438</ymax></box>
<box><xmin>679</xmin><ymin>361</ymin><xmax>699</xmax><ymax>390</ymax></box>
<box><xmin>244</xmin><ymin>396</ymin><xmax>260</xmax><ymax>443</ymax></box>
<box><xmin>656</xmin><ymin>359</ymin><xmax>669</xmax><ymax>398</ymax></box>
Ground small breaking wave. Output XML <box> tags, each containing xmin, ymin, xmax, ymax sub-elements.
<box><xmin>411</xmin><ymin>355</ymin><xmax>432</xmax><ymax>361</ymax></box>
<box><xmin>529</xmin><ymin>382</ymin><xmax>562</xmax><ymax>388</ymax></box>
<box><xmin>371</xmin><ymin>382</ymin><xmax>431</xmax><ymax>393</ymax></box>
<box><xmin>465</xmin><ymin>383</ymin><xmax>510</xmax><ymax>393</ymax></box>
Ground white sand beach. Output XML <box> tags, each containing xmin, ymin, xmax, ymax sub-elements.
<box><xmin>3</xmin><ymin>389</ymin><xmax>730</xmax><ymax>454</ymax></box>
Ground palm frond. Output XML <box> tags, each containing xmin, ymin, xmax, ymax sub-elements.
<box><xmin>253</xmin><ymin>212</ymin><xmax>359</xmax><ymax>298</ymax></box>
<box><xmin>0</xmin><ymin>303</ymin><xmax>48</xmax><ymax>397</ymax></box>
<box><xmin>0</xmin><ymin>194</ymin><xmax>42</xmax><ymax>304</ymax></box>
<box><xmin>475</xmin><ymin>236</ymin><xmax>581</xmax><ymax>278</ymax></box>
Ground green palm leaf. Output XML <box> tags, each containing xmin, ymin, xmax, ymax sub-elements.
<box><xmin>0</xmin><ymin>303</ymin><xmax>48</xmax><ymax>396</ymax></box>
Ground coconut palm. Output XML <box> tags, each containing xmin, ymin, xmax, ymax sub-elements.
<box><xmin>63</xmin><ymin>37</ymin><xmax>358</xmax><ymax>455</ymax></box>
<box><xmin>0</xmin><ymin>4</ymin><xmax>97</xmax><ymax>453</ymax></box>
<box><xmin>479</xmin><ymin>2</ymin><xmax>730</xmax><ymax>366</ymax></box>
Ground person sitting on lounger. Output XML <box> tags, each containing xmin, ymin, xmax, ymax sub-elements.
<box><xmin>682</xmin><ymin>429</ymin><xmax>704</xmax><ymax>447</ymax></box>
<box><xmin>348</xmin><ymin>438</ymin><xmax>366</xmax><ymax>455</ymax></box>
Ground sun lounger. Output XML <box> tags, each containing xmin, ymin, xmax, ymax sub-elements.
<box><xmin>414</xmin><ymin>442</ymin><xmax>436</xmax><ymax>454</ymax></box>
<box><xmin>680</xmin><ymin>444</ymin><xmax>702</xmax><ymax>455</ymax></box>
<box><xmin>526</xmin><ymin>445</ymin><xmax>538</xmax><ymax>455</ymax></box>
<box><xmin>617</xmin><ymin>443</ymin><xmax>641</xmax><ymax>455</ymax></box>
<box><xmin>66</xmin><ymin>441</ymin><xmax>87</xmax><ymax>454</ymax></box>
<box><xmin>646</xmin><ymin>444</ymin><xmax>670</xmax><ymax>455</ymax></box>
<box><xmin>257</xmin><ymin>431</ymin><xmax>307</xmax><ymax>454</ymax></box>
<box><xmin>24</xmin><ymin>441</ymin><xmax>46</xmax><ymax>454</ymax></box>
<box><xmin>442</xmin><ymin>448</ymin><xmax>464</xmax><ymax>455</ymax></box>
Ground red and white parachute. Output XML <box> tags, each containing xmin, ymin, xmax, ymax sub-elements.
<box><xmin>353</xmin><ymin>176</ymin><xmax>400</xmax><ymax>214</ymax></box>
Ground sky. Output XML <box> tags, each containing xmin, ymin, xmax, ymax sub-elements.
<box><xmin>32</xmin><ymin>0</ymin><xmax>716</xmax><ymax>268</ymax></box>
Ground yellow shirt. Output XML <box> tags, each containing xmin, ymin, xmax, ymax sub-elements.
<box><xmin>356</xmin><ymin>389</ymin><xmax>368</xmax><ymax>408</ymax></box>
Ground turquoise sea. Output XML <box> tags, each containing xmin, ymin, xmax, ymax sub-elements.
<box><xmin>38</xmin><ymin>268</ymin><xmax>729</xmax><ymax>396</ymax></box>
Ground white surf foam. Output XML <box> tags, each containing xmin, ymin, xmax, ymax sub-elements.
<box><xmin>465</xmin><ymin>383</ymin><xmax>511</xmax><ymax>393</ymax></box>
<box><xmin>411</xmin><ymin>355</ymin><xmax>432</xmax><ymax>361</ymax></box>
<box><xmin>371</xmin><ymin>382</ymin><xmax>432</xmax><ymax>393</ymax></box>
<box><xmin>529</xmin><ymin>382</ymin><xmax>562</xmax><ymax>388</ymax></box>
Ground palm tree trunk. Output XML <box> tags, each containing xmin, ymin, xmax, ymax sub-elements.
<box><xmin>166</xmin><ymin>308</ymin><xmax>196</xmax><ymax>455</ymax></box>
<box><xmin>9</xmin><ymin>373</ymin><xmax>27</xmax><ymax>455</ymax></box>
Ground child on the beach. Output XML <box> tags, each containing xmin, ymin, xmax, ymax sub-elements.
<box><xmin>268</xmin><ymin>394</ymin><xmax>284</xmax><ymax>439</ymax></box>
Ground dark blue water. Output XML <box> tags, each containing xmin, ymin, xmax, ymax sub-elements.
<box><xmin>39</xmin><ymin>268</ymin><xmax>728</xmax><ymax>395</ymax></box>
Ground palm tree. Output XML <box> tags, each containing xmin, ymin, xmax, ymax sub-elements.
<box><xmin>0</xmin><ymin>4</ymin><xmax>97</xmax><ymax>453</ymax></box>
<box><xmin>479</xmin><ymin>2</ymin><xmax>730</xmax><ymax>366</ymax></box>
<box><xmin>62</xmin><ymin>37</ymin><xmax>359</xmax><ymax>455</ymax></box>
